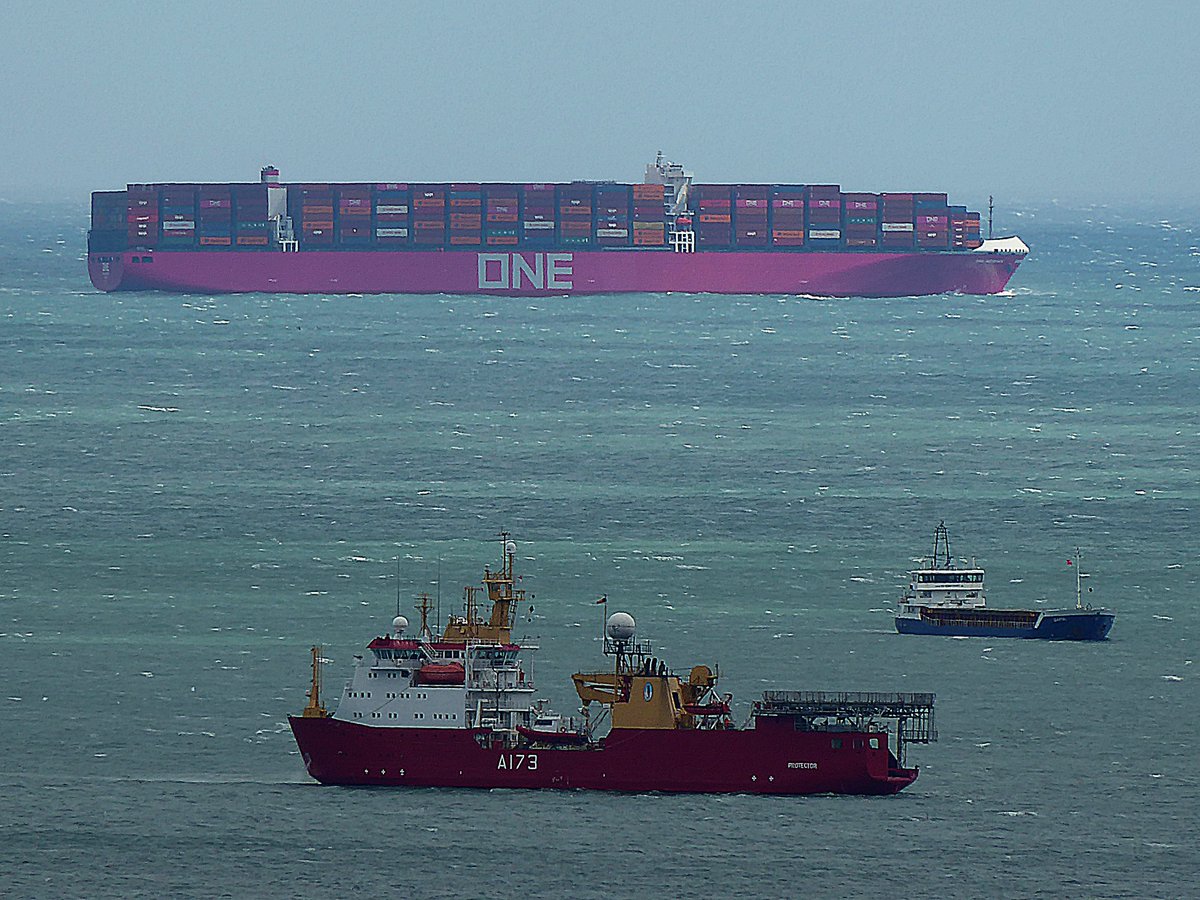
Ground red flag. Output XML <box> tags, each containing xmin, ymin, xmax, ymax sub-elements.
<box><xmin>595</xmin><ymin>595</ymin><xmax>607</xmax><ymax>604</ymax></box>
<box><xmin>1066</xmin><ymin>559</ymin><xmax>1073</xmax><ymax>566</ymax></box>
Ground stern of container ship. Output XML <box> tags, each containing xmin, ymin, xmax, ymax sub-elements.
<box><xmin>87</xmin><ymin>251</ymin><xmax>129</xmax><ymax>292</ymax></box>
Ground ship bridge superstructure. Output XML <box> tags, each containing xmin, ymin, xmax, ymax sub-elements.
<box><xmin>899</xmin><ymin>520</ymin><xmax>986</xmax><ymax>615</ymax></box>
<box><xmin>326</xmin><ymin>533</ymin><xmax>545</xmax><ymax>734</ymax></box>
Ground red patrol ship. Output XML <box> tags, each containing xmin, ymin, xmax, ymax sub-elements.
<box><xmin>289</xmin><ymin>533</ymin><xmax>938</xmax><ymax>795</ymax></box>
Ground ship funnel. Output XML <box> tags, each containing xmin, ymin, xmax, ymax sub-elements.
<box><xmin>260</xmin><ymin>165</ymin><xmax>280</xmax><ymax>184</ymax></box>
<box><xmin>606</xmin><ymin>612</ymin><xmax>635</xmax><ymax>642</ymax></box>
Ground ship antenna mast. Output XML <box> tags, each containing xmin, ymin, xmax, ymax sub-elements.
<box><xmin>395</xmin><ymin>556</ymin><xmax>401</xmax><ymax>619</ymax></box>
<box><xmin>1075</xmin><ymin>548</ymin><xmax>1083</xmax><ymax>610</ymax></box>
<box><xmin>988</xmin><ymin>196</ymin><xmax>994</xmax><ymax>240</ymax></box>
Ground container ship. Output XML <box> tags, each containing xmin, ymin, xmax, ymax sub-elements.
<box><xmin>89</xmin><ymin>156</ymin><xmax>1027</xmax><ymax>297</ymax></box>
<box><xmin>289</xmin><ymin>532</ymin><xmax>938</xmax><ymax>795</ymax></box>
<box><xmin>894</xmin><ymin>523</ymin><xmax>1115</xmax><ymax>640</ymax></box>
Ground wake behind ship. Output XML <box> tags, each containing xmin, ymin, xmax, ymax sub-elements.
<box><xmin>289</xmin><ymin>533</ymin><xmax>938</xmax><ymax>795</ymax></box>
<box><xmin>89</xmin><ymin>156</ymin><xmax>1026</xmax><ymax>297</ymax></box>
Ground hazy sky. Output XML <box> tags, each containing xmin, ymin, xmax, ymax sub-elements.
<box><xmin>3</xmin><ymin>1</ymin><xmax>1196</xmax><ymax>207</ymax></box>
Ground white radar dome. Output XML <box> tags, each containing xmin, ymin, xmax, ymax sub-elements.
<box><xmin>505</xmin><ymin>540</ymin><xmax>517</xmax><ymax>554</ymax></box>
<box><xmin>606</xmin><ymin>611</ymin><xmax>636</xmax><ymax>642</ymax></box>
<box><xmin>392</xmin><ymin>615</ymin><xmax>409</xmax><ymax>635</ymax></box>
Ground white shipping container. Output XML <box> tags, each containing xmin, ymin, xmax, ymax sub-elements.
<box><xmin>808</xmin><ymin>229</ymin><xmax>841</xmax><ymax>240</ymax></box>
<box><xmin>375</xmin><ymin>205</ymin><xmax>409</xmax><ymax>215</ymax></box>
<box><xmin>596</xmin><ymin>228</ymin><xmax>629</xmax><ymax>237</ymax></box>
<box><xmin>162</xmin><ymin>221</ymin><xmax>196</xmax><ymax>231</ymax></box>
<box><xmin>375</xmin><ymin>228</ymin><xmax>409</xmax><ymax>237</ymax></box>
<box><xmin>523</xmin><ymin>221</ymin><xmax>555</xmax><ymax>230</ymax></box>
<box><xmin>881</xmin><ymin>222</ymin><xmax>915</xmax><ymax>232</ymax></box>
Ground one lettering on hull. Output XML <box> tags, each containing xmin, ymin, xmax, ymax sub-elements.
<box><xmin>478</xmin><ymin>253</ymin><xmax>573</xmax><ymax>291</ymax></box>
<box><xmin>496</xmin><ymin>753</ymin><xmax>538</xmax><ymax>771</ymax></box>
<box><xmin>787</xmin><ymin>761</ymin><xmax>818</xmax><ymax>769</ymax></box>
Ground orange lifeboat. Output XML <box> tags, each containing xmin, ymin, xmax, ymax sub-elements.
<box><xmin>416</xmin><ymin>662</ymin><xmax>466</xmax><ymax>685</ymax></box>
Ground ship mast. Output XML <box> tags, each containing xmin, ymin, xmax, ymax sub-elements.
<box><xmin>1075</xmin><ymin>548</ymin><xmax>1083</xmax><ymax>610</ymax></box>
<box><xmin>303</xmin><ymin>646</ymin><xmax>328</xmax><ymax>717</ymax></box>
<box><xmin>416</xmin><ymin>592</ymin><xmax>435</xmax><ymax>642</ymax></box>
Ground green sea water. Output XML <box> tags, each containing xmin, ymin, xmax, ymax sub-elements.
<box><xmin>0</xmin><ymin>202</ymin><xmax>1197</xmax><ymax>898</ymax></box>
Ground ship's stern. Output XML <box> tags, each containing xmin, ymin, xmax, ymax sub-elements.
<box><xmin>87</xmin><ymin>252</ymin><xmax>128</xmax><ymax>292</ymax></box>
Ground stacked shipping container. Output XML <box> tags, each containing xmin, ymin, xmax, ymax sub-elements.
<box><xmin>695</xmin><ymin>185</ymin><xmax>732</xmax><ymax>247</ymax></box>
<box><xmin>336</xmin><ymin>185</ymin><xmax>372</xmax><ymax>246</ymax></box>
<box><xmin>159</xmin><ymin>184</ymin><xmax>197</xmax><ymax>248</ymax></box>
<box><xmin>558</xmin><ymin>184</ymin><xmax>592</xmax><ymax>247</ymax></box>
<box><xmin>374</xmin><ymin>184</ymin><xmax>410</xmax><ymax>245</ymax></box>
<box><xmin>806</xmin><ymin>186</ymin><xmax>842</xmax><ymax>247</ymax></box>
<box><xmin>198</xmin><ymin>185</ymin><xmax>232</xmax><ymax>246</ymax></box>
<box><xmin>595</xmin><ymin>184</ymin><xmax>631</xmax><ymax>247</ymax></box>
<box><xmin>412</xmin><ymin>185</ymin><xmax>446</xmax><ymax>246</ymax></box>
<box><xmin>290</xmin><ymin>185</ymin><xmax>333</xmax><ymax>246</ymax></box>
<box><xmin>94</xmin><ymin>179</ymin><xmax>990</xmax><ymax>256</ymax></box>
<box><xmin>632</xmin><ymin>184</ymin><xmax>665</xmax><ymax>247</ymax></box>
<box><xmin>915</xmin><ymin>193</ymin><xmax>950</xmax><ymax>250</ymax></box>
<box><xmin>485</xmin><ymin>185</ymin><xmax>518</xmax><ymax>246</ymax></box>
<box><xmin>449</xmin><ymin>184</ymin><xmax>482</xmax><ymax>246</ymax></box>
<box><xmin>233</xmin><ymin>184</ymin><xmax>270</xmax><ymax>247</ymax></box>
<box><xmin>127</xmin><ymin>185</ymin><xmax>158</xmax><ymax>248</ymax></box>
<box><xmin>881</xmin><ymin>193</ymin><xmax>916</xmax><ymax>249</ymax></box>
<box><xmin>733</xmin><ymin>185</ymin><xmax>769</xmax><ymax>247</ymax></box>
<box><xmin>771</xmin><ymin>187</ymin><xmax>805</xmax><ymax>247</ymax></box>
<box><xmin>90</xmin><ymin>192</ymin><xmax>128</xmax><ymax>251</ymax></box>
<box><xmin>523</xmin><ymin>185</ymin><xmax>555</xmax><ymax>246</ymax></box>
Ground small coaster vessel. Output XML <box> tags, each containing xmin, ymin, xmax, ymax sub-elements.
<box><xmin>894</xmin><ymin>523</ymin><xmax>1115</xmax><ymax>641</ymax></box>
<box><xmin>290</xmin><ymin>532</ymin><xmax>938</xmax><ymax>795</ymax></box>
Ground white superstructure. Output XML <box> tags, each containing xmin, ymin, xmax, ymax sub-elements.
<box><xmin>896</xmin><ymin>521</ymin><xmax>986</xmax><ymax>622</ymax></box>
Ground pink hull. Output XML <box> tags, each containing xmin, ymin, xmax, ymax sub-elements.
<box><xmin>90</xmin><ymin>247</ymin><xmax>1022</xmax><ymax>297</ymax></box>
<box><xmin>288</xmin><ymin>715</ymin><xmax>919</xmax><ymax>795</ymax></box>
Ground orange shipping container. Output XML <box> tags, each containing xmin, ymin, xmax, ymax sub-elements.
<box><xmin>699</xmin><ymin>214</ymin><xmax>731</xmax><ymax>224</ymax></box>
<box><xmin>633</xmin><ymin>184</ymin><xmax>665</xmax><ymax>200</ymax></box>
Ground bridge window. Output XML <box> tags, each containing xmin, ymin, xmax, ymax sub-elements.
<box><xmin>831</xmin><ymin>738</ymin><xmax>842</xmax><ymax>749</ymax></box>
<box><xmin>869</xmin><ymin>738</ymin><xmax>879</xmax><ymax>749</ymax></box>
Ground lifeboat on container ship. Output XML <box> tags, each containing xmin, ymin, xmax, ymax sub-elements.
<box><xmin>415</xmin><ymin>662</ymin><xmax>465</xmax><ymax>685</ymax></box>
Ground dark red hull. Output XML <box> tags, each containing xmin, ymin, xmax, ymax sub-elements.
<box><xmin>289</xmin><ymin>715</ymin><xmax>918</xmax><ymax>795</ymax></box>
